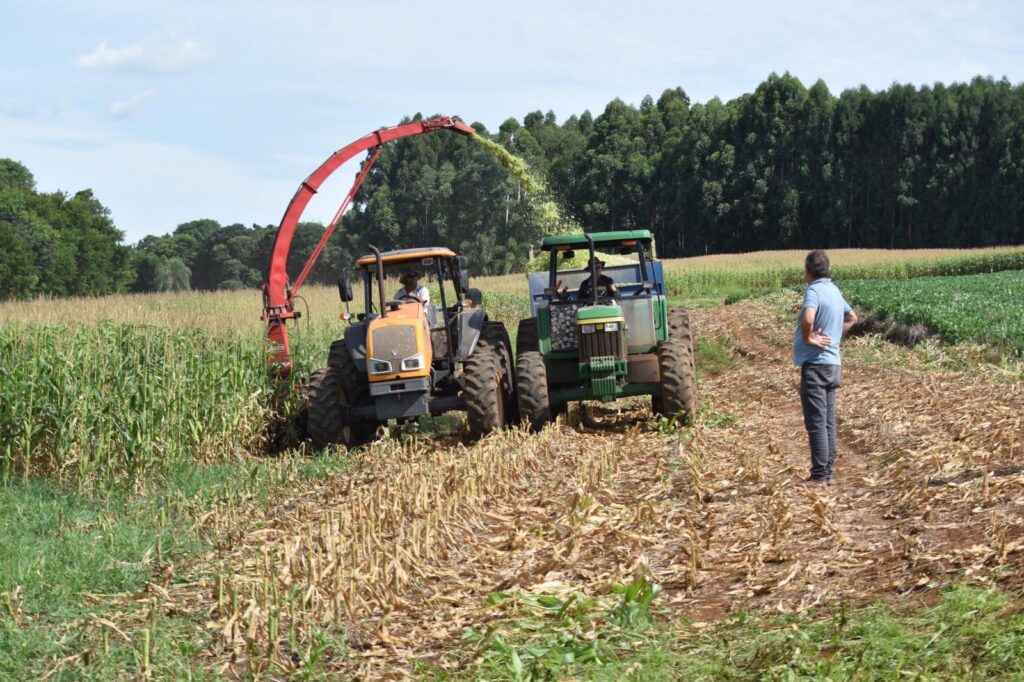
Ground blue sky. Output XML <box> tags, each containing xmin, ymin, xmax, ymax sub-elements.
<box><xmin>2</xmin><ymin>0</ymin><xmax>1022</xmax><ymax>243</ymax></box>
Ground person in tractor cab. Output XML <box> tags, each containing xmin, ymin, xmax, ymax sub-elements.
<box><xmin>577</xmin><ymin>258</ymin><xmax>618</xmax><ymax>300</ymax></box>
<box><xmin>395</xmin><ymin>270</ymin><xmax>430</xmax><ymax>304</ymax></box>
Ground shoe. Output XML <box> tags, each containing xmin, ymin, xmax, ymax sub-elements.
<box><xmin>799</xmin><ymin>477</ymin><xmax>828</xmax><ymax>487</ymax></box>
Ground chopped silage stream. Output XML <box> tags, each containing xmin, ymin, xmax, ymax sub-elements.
<box><xmin>107</xmin><ymin>297</ymin><xmax>1024</xmax><ymax>677</ymax></box>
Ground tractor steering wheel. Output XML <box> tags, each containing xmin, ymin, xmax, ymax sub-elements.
<box><xmin>400</xmin><ymin>293</ymin><xmax>425</xmax><ymax>304</ymax></box>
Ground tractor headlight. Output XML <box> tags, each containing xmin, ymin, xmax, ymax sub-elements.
<box><xmin>400</xmin><ymin>353</ymin><xmax>424</xmax><ymax>371</ymax></box>
<box><xmin>580</xmin><ymin>324</ymin><xmax>596</xmax><ymax>334</ymax></box>
<box><xmin>369</xmin><ymin>360</ymin><xmax>393</xmax><ymax>374</ymax></box>
<box><xmin>602</xmin><ymin>322</ymin><xmax>619</xmax><ymax>332</ymax></box>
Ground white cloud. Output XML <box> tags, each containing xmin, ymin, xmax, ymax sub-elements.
<box><xmin>76</xmin><ymin>28</ymin><xmax>213</xmax><ymax>74</ymax></box>
<box><xmin>109</xmin><ymin>90</ymin><xmax>155</xmax><ymax>118</ymax></box>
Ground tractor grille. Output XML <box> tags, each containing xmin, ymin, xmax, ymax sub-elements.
<box><xmin>372</xmin><ymin>325</ymin><xmax>417</xmax><ymax>362</ymax></box>
<box><xmin>578</xmin><ymin>328</ymin><xmax>626</xmax><ymax>362</ymax></box>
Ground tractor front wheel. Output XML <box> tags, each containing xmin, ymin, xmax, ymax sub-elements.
<box><xmin>654</xmin><ymin>308</ymin><xmax>698</xmax><ymax>424</ymax></box>
<box><xmin>307</xmin><ymin>340</ymin><xmax>378</xmax><ymax>450</ymax></box>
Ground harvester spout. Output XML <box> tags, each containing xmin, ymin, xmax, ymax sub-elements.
<box><xmin>262</xmin><ymin>116</ymin><xmax>475</xmax><ymax>379</ymax></box>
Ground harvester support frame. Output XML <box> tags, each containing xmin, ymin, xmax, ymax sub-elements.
<box><xmin>261</xmin><ymin>116</ymin><xmax>476</xmax><ymax>378</ymax></box>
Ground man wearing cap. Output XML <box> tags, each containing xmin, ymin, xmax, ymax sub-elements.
<box><xmin>395</xmin><ymin>270</ymin><xmax>430</xmax><ymax>304</ymax></box>
<box><xmin>577</xmin><ymin>258</ymin><xmax>618</xmax><ymax>300</ymax></box>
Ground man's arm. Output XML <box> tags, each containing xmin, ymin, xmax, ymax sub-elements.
<box><xmin>801</xmin><ymin>307</ymin><xmax>831</xmax><ymax>348</ymax></box>
<box><xmin>842</xmin><ymin>309</ymin><xmax>858</xmax><ymax>334</ymax></box>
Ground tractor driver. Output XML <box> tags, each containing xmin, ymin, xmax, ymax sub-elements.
<box><xmin>577</xmin><ymin>258</ymin><xmax>618</xmax><ymax>300</ymax></box>
<box><xmin>395</xmin><ymin>270</ymin><xmax>430</xmax><ymax>304</ymax></box>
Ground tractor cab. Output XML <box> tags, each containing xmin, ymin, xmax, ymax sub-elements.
<box><xmin>527</xmin><ymin>231</ymin><xmax>665</xmax><ymax>357</ymax></box>
<box><xmin>344</xmin><ymin>247</ymin><xmax>477</xmax><ymax>374</ymax></box>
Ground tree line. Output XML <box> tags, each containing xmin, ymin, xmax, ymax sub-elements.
<box><xmin>2</xmin><ymin>73</ymin><xmax>1022</xmax><ymax>298</ymax></box>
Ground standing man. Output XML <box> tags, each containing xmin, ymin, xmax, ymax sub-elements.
<box><xmin>793</xmin><ymin>250</ymin><xmax>858</xmax><ymax>486</ymax></box>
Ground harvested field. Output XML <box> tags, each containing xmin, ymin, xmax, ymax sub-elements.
<box><xmin>79</xmin><ymin>294</ymin><xmax>1024</xmax><ymax>678</ymax></box>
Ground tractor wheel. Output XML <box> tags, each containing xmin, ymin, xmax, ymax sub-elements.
<box><xmin>666</xmin><ymin>308</ymin><xmax>697</xmax><ymax>365</ymax></box>
<box><xmin>307</xmin><ymin>340</ymin><xmax>377</xmax><ymax>450</ymax></box>
<box><xmin>463</xmin><ymin>324</ymin><xmax>510</xmax><ymax>438</ymax></box>
<box><xmin>515</xmin><ymin>318</ymin><xmax>551</xmax><ymax>432</ymax></box>
<box><xmin>654</xmin><ymin>308</ymin><xmax>698</xmax><ymax>425</ymax></box>
<box><xmin>481</xmin><ymin>321</ymin><xmax>519</xmax><ymax>427</ymax></box>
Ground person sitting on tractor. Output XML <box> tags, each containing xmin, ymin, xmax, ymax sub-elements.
<box><xmin>577</xmin><ymin>258</ymin><xmax>618</xmax><ymax>300</ymax></box>
<box><xmin>395</xmin><ymin>270</ymin><xmax>430</xmax><ymax>304</ymax></box>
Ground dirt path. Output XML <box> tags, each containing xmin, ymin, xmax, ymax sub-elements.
<box><xmin>158</xmin><ymin>297</ymin><xmax>1024</xmax><ymax>678</ymax></box>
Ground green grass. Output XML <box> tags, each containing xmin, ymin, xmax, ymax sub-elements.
<box><xmin>694</xmin><ymin>334</ymin><xmax>737</xmax><ymax>379</ymax></box>
<box><xmin>843</xmin><ymin>270</ymin><xmax>1024</xmax><ymax>353</ymax></box>
<box><xmin>428</xmin><ymin>584</ymin><xmax>1024</xmax><ymax>681</ymax></box>
<box><xmin>0</xmin><ymin>452</ymin><xmax>353</xmax><ymax>680</ymax></box>
<box><xmin>673</xmin><ymin>586</ymin><xmax>1024</xmax><ymax>680</ymax></box>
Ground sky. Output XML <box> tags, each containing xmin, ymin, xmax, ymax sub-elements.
<box><xmin>2</xmin><ymin>0</ymin><xmax>1022</xmax><ymax>243</ymax></box>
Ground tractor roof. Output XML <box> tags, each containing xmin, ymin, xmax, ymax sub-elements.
<box><xmin>540</xmin><ymin>230</ymin><xmax>653</xmax><ymax>251</ymax></box>
<box><xmin>355</xmin><ymin>247</ymin><xmax>457</xmax><ymax>267</ymax></box>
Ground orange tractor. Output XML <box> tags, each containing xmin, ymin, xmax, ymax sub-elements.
<box><xmin>261</xmin><ymin>117</ymin><xmax>516</xmax><ymax>447</ymax></box>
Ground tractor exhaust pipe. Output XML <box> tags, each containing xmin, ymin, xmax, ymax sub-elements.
<box><xmin>368</xmin><ymin>244</ymin><xmax>388</xmax><ymax>318</ymax></box>
<box><xmin>585</xmin><ymin>233</ymin><xmax>598</xmax><ymax>306</ymax></box>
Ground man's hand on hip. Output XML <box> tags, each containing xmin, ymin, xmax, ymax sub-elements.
<box><xmin>808</xmin><ymin>329</ymin><xmax>832</xmax><ymax>349</ymax></box>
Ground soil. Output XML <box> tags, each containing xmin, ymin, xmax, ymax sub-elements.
<box><xmin>162</xmin><ymin>297</ymin><xmax>1024</xmax><ymax>678</ymax></box>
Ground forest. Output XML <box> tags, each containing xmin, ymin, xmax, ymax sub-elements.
<box><xmin>2</xmin><ymin>73</ymin><xmax>1022</xmax><ymax>298</ymax></box>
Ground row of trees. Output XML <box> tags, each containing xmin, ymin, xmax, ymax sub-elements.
<box><xmin>3</xmin><ymin>74</ymin><xmax>1023</xmax><ymax>298</ymax></box>
<box><xmin>0</xmin><ymin>160</ymin><xmax>134</xmax><ymax>299</ymax></box>
<box><xmin>301</xmin><ymin>73</ymin><xmax>1024</xmax><ymax>275</ymax></box>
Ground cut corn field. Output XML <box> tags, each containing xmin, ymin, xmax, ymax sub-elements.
<box><xmin>3</xmin><ymin>250</ymin><xmax>1024</xmax><ymax>678</ymax></box>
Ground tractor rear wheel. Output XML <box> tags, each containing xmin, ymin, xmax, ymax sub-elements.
<box><xmin>515</xmin><ymin>318</ymin><xmax>551</xmax><ymax>432</ymax></box>
<box><xmin>307</xmin><ymin>340</ymin><xmax>377</xmax><ymax>450</ymax></box>
<box><xmin>463</xmin><ymin>322</ymin><xmax>514</xmax><ymax>438</ymax></box>
<box><xmin>653</xmin><ymin>308</ymin><xmax>698</xmax><ymax>425</ymax></box>
<box><xmin>481</xmin><ymin>321</ymin><xmax>518</xmax><ymax>427</ymax></box>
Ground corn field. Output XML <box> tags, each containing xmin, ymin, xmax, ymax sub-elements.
<box><xmin>0</xmin><ymin>324</ymin><xmax>270</xmax><ymax>484</ymax></box>
<box><xmin>1</xmin><ymin>246</ymin><xmax>1022</xmax><ymax>488</ymax></box>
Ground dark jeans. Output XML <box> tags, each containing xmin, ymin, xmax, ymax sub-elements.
<box><xmin>800</xmin><ymin>363</ymin><xmax>842</xmax><ymax>481</ymax></box>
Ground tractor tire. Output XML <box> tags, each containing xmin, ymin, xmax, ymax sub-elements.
<box><xmin>653</xmin><ymin>308</ymin><xmax>698</xmax><ymax>425</ymax></box>
<box><xmin>481</xmin><ymin>321</ymin><xmax>519</xmax><ymax>427</ymax></box>
<box><xmin>307</xmin><ymin>340</ymin><xmax>377</xmax><ymax>450</ymax></box>
<box><xmin>515</xmin><ymin>318</ymin><xmax>551</xmax><ymax>432</ymax></box>
<box><xmin>516</xmin><ymin>317</ymin><xmax>539</xmax><ymax>355</ymax></box>
<box><xmin>463</xmin><ymin>323</ymin><xmax>510</xmax><ymax>438</ymax></box>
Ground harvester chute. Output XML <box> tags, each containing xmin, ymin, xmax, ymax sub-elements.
<box><xmin>261</xmin><ymin>116</ymin><xmax>476</xmax><ymax>378</ymax></box>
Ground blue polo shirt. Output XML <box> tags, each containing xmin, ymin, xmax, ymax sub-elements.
<box><xmin>793</xmin><ymin>278</ymin><xmax>851</xmax><ymax>366</ymax></box>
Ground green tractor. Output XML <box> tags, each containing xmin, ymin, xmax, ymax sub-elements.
<box><xmin>514</xmin><ymin>230</ymin><xmax>698</xmax><ymax>429</ymax></box>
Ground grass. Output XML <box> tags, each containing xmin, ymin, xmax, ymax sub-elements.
<box><xmin>429</xmin><ymin>584</ymin><xmax>1024</xmax><ymax>681</ymax></box>
<box><xmin>694</xmin><ymin>334</ymin><xmax>737</xmax><ymax>379</ymax></box>
<box><xmin>0</xmin><ymin>451</ymin><xmax>353</xmax><ymax>679</ymax></box>
<box><xmin>672</xmin><ymin>585</ymin><xmax>1024</xmax><ymax>680</ymax></box>
<box><xmin>843</xmin><ymin>269</ymin><xmax>1024</xmax><ymax>354</ymax></box>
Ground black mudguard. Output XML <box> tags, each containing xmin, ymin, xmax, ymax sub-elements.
<box><xmin>343</xmin><ymin>324</ymin><xmax>368</xmax><ymax>373</ymax></box>
<box><xmin>455</xmin><ymin>309</ymin><xmax>487</xmax><ymax>362</ymax></box>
